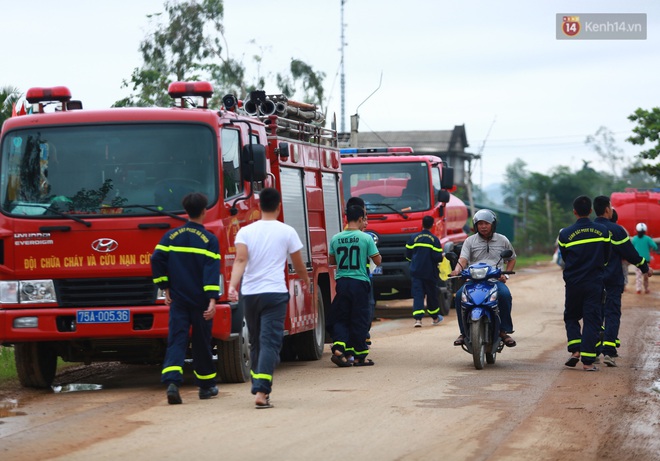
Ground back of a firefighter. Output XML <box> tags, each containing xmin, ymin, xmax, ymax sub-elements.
<box><xmin>405</xmin><ymin>215</ymin><xmax>444</xmax><ymax>327</ymax></box>
<box><xmin>151</xmin><ymin>192</ymin><xmax>221</xmax><ymax>404</ymax></box>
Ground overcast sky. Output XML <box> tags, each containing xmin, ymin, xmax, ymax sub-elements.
<box><xmin>2</xmin><ymin>0</ymin><xmax>658</xmax><ymax>187</ymax></box>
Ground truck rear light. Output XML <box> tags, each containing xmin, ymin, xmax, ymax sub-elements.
<box><xmin>13</xmin><ymin>317</ymin><xmax>38</xmax><ymax>328</ymax></box>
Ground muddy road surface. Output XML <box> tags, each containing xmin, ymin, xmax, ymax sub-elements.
<box><xmin>1</xmin><ymin>263</ymin><xmax>659</xmax><ymax>461</ymax></box>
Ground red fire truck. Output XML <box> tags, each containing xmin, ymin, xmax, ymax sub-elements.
<box><xmin>0</xmin><ymin>83</ymin><xmax>343</xmax><ymax>388</ymax></box>
<box><xmin>611</xmin><ymin>188</ymin><xmax>660</xmax><ymax>270</ymax></box>
<box><xmin>340</xmin><ymin>147</ymin><xmax>468</xmax><ymax>313</ymax></box>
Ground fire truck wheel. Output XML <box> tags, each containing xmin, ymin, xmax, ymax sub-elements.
<box><xmin>215</xmin><ymin>315</ymin><xmax>251</xmax><ymax>383</ymax></box>
<box><xmin>293</xmin><ymin>285</ymin><xmax>325</xmax><ymax>361</ymax></box>
<box><xmin>14</xmin><ymin>342</ymin><xmax>58</xmax><ymax>389</ymax></box>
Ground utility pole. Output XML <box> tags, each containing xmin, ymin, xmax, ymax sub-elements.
<box><xmin>340</xmin><ymin>0</ymin><xmax>347</xmax><ymax>133</ymax></box>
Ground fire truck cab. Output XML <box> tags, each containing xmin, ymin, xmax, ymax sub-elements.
<box><xmin>340</xmin><ymin>147</ymin><xmax>468</xmax><ymax>313</ymax></box>
<box><xmin>0</xmin><ymin>83</ymin><xmax>343</xmax><ymax>388</ymax></box>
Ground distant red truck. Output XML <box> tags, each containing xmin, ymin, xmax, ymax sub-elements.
<box><xmin>611</xmin><ymin>188</ymin><xmax>660</xmax><ymax>269</ymax></box>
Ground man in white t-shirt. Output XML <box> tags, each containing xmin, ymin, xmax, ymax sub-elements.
<box><xmin>228</xmin><ymin>188</ymin><xmax>310</xmax><ymax>409</ymax></box>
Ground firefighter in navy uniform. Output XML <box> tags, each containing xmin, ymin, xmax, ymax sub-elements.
<box><xmin>558</xmin><ymin>195</ymin><xmax>611</xmax><ymax>371</ymax></box>
<box><xmin>405</xmin><ymin>215</ymin><xmax>444</xmax><ymax>327</ymax></box>
<box><xmin>593</xmin><ymin>195</ymin><xmax>652</xmax><ymax>367</ymax></box>
<box><xmin>151</xmin><ymin>192</ymin><xmax>221</xmax><ymax>404</ymax></box>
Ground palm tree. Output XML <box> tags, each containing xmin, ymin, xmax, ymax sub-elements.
<box><xmin>0</xmin><ymin>86</ymin><xmax>23</xmax><ymax>126</ymax></box>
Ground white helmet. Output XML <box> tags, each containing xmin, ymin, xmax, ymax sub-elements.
<box><xmin>636</xmin><ymin>222</ymin><xmax>647</xmax><ymax>233</ymax></box>
<box><xmin>473</xmin><ymin>209</ymin><xmax>497</xmax><ymax>233</ymax></box>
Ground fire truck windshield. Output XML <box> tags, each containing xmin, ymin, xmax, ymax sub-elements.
<box><xmin>0</xmin><ymin>123</ymin><xmax>217</xmax><ymax>216</ymax></box>
<box><xmin>342</xmin><ymin>161</ymin><xmax>431</xmax><ymax>213</ymax></box>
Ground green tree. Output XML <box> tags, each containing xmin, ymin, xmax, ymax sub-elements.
<box><xmin>116</xmin><ymin>0</ymin><xmax>325</xmax><ymax>111</ymax></box>
<box><xmin>0</xmin><ymin>86</ymin><xmax>22</xmax><ymax>126</ymax></box>
<box><xmin>627</xmin><ymin>107</ymin><xmax>660</xmax><ymax>179</ymax></box>
<box><xmin>585</xmin><ymin>126</ymin><xmax>624</xmax><ymax>177</ymax></box>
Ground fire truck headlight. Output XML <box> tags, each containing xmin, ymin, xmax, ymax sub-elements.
<box><xmin>0</xmin><ymin>282</ymin><xmax>19</xmax><ymax>303</ymax></box>
<box><xmin>13</xmin><ymin>317</ymin><xmax>39</xmax><ymax>328</ymax></box>
<box><xmin>19</xmin><ymin>280</ymin><xmax>57</xmax><ymax>303</ymax></box>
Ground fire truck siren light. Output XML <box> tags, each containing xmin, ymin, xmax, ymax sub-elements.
<box><xmin>340</xmin><ymin>147</ymin><xmax>414</xmax><ymax>156</ymax></box>
<box><xmin>26</xmin><ymin>86</ymin><xmax>72</xmax><ymax>104</ymax></box>
<box><xmin>167</xmin><ymin>81</ymin><xmax>214</xmax><ymax>99</ymax></box>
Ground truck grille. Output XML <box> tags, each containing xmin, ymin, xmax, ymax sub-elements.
<box><xmin>55</xmin><ymin>277</ymin><xmax>158</xmax><ymax>308</ymax></box>
<box><xmin>375</xmin><ymin>233</ymin><xmax>408</xmax><ymax>263</ymax></box>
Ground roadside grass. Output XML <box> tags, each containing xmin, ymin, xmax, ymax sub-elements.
<box><xmin>515</xmin><ymin>252</ymin><xmax>553</xmax><ymax>269</ymax></box>
<box><xmin>0</xmin><ymin>346</ymin><xmax>16</xmax><ymax>382</ymax></box>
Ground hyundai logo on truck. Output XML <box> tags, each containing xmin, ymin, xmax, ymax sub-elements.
<box><xmin>92</xmin><ymin>238</ymin><xmax>119</xmax><ymax>253</ymax></box>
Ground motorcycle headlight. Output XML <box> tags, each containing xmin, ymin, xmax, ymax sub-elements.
<box><xmin>468</xmin><ymin>266</ymin><xmax>489</xmax><ymax>280</ymax></box>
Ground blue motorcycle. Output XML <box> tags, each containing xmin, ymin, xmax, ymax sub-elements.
<box><xmin>455</xmin><ymin>250</ymin><xmax>514</xmax><ymax>370</ymax></box>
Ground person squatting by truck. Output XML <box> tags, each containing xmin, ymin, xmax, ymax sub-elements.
<box><xmin>328</xmin><ymin>205</ymin><xmax>382</xmax><ymax>367</ymax></box>
<box><xmin>151</xmin><ymin>192</ymin><xmax>220</xmax><ymax>404</ymax></box>
<box><xmin>450</xmin><ymin>209</ymin><xmax>517</xmax><ymax>348</ymax></box>
<box><xmin>558</xmin><ymin>195</ymin><xmax>610</xmax><ymax>371</ymax></box>
<box><xmin>405</xmin><ymin>215</ymin><xmax>444</xmax><ymax>327</ymax></box>
<box><xmin>593</xmin><ymin>195</ymin><xmax>651</xmax><ymax>367</ymax></box>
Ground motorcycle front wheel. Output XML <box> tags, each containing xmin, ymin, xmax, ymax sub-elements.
<box><xmin>470</xmin><ymin>318</ymin><xmax>486</xmax><ymax>370</ymax></box>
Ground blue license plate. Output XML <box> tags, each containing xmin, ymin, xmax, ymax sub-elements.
<box><xmin>76</xmin><ymin>309</ymin><xmax>130</xmax><ymax>324</ymax></box>
<box><xmin>371</xmin><ymin>266</ymin><xmax>383</xmax><ymax>275</ymax></box>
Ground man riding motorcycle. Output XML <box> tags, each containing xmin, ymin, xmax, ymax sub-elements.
<box><xmin>449</xmin><ymin>209</ymin><xmax>518</xmax><ymax>347</ymax></box>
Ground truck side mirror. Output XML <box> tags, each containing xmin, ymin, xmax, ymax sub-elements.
<box><xmin>241</xmin><ymin>144</ymin><xmax>267</xmax><ymax>182</ymax></box>
<box><xmin>441</xmin><ymin>166</ymin><xmax>454</xmax><ymax>190</ymax></box>
<box><xmin>437</xmin><ymin>190</ymin><xmax>450</xmax><ymax>203</ymax></box>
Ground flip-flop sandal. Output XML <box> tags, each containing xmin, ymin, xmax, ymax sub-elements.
<box><xmin>255</xmin><ymin>399</ymin><xmax>273</xmax><ymax>409</ymax></box>
<box><xmin>501</xmin><ymin>335</ymin><xmax>517</xmax><ymax>347</ymax></box>
<box><xmin>353</xmin><ymin>359</ymin><xmax>375</xmax><ymax>367</ymax></box>
<box><xmin>583</xmin><ymin>366</ymin><xmax>599</xmax><ymax>372</ymax></box>
<box><xmin>453</xmin><ymin>335</ymin><xmax>465</xmax><ymax>346</ymax></box>
<box><xmin>565</xmin><ymin>356</ymin><xmax>580</xmax><ymax>367</ymax></box>
<box><xmin>331</xmin><ymin>353</ymin><xmax>353</xmax><ymax>368</ymax></box>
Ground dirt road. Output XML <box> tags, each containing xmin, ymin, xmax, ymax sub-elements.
<box><xmin>1</xmin><ymin>263</ymin><xmax>659</xmax><ymax>461</ymax></box>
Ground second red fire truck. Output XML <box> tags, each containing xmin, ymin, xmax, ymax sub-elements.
<box><xmin>340</xmin><ymin>147</ymin><xmax>468</xmax><ymax>314</ymax></box>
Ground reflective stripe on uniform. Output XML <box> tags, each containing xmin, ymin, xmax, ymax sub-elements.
<box><xmin>558</xmin><ymin>236</ymin><xmax>610</xmax><ymax>248</ymax></box>
<box><xmin>195</xmin><ymin>370</ymin><xmax>217</xmax><ymax>380</ymax></box>
<box><xmin>250</xmin><ymin>370</ymin><xmax>273</xmax><ymax>382</ymax></box>
<box><xmin>162</xmin><ymin>365</ymin><xmax>183</xmax><ymax>375</ymax></box>
<box><xmin>405</xmin><ymin>242</ymin><xmax>443</xmax><ymax>253</ymax></box>
<box><xmin>154</xmin><ymin>244</ymin><xmax>221</xmax><ymax>260</ymax></box>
